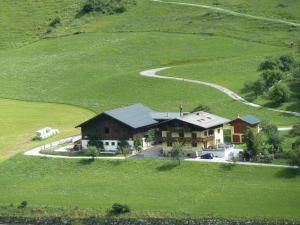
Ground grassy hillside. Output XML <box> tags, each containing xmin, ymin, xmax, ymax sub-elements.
<box><xmin>1</xmin><ymin>0</ymin><xmax>300</xmax><ymax>51</ymax></box>
<box><xmin>0</xmin><ymin>0</ymin><xmax>88</xmax><ymax>50</ymax></box>
<box><xmin>159</xmin><ymin>54</ymin><xmax>300</xmax><ymax>112</ymax></box>
<box><xmin>0</xmin><ymin>156</ymin><xmax>299</xmax><ymax>220</ymax></box>
<box><xmin>0</xmin><ymin>99</ymin><xmax>94</xmax><ymax>161</ymax></box>
<box><xmin>168</xmin><ymin>0</ymin><xmax>300</xmax><ymax>22</ymax></box>
<box><xmin>0</xmin><ymin>31</ymin><xmax>298</xmax><ymax>126</ymax></box>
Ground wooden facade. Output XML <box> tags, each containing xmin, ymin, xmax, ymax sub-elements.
<box><xmin>80</xmin><ymin>113</ymin><xmax>148</xmax><ymax>141</ymax></box>
<box><xmin>229</xmin><ymin>119</ymin><xmax>260</xmax><ymax>143</ymax></box>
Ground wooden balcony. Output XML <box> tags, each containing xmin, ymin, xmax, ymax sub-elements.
<box><xmin>157</xmin><ymin>136</ymin><xmax>214</xmax><ymax>143</ymax></box>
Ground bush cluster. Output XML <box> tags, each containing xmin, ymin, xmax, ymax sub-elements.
<box><xmin>82</xmin><ymin>0</ymin><xmax>136</xmax><ymax>15</ymax></box>
<box><xmin>109</xmin><ymin>203</ymin><xmax>130</xmax><ymax>215</ymax></box>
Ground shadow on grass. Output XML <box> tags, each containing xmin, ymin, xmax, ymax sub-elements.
<box><xmin>219</xmin><ymin>163</ymin><xmax>236</xmax><ymax>171</ymax></box>
<box><xmin>107</xmin><ymin>160</ymin><xmax>125</xmax><ymax>166</ymax></box>
<box><xmin>276</xmin><ymin>168</ymin><xmax>299</xmax><ymax>179</ymax></box>
<box><xmin>156</xmin><ymin>162</ymin><xmax>179</xmax><ymax>172</ymax></box>
<box><xmin>78</xmin><ymin>158</ymin><xmax>95</xmax><ymax>165</ymax></box>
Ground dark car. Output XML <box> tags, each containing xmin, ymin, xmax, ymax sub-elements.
<box><xmin>200</xmin><ymin>153</ymin><xmax>214</xmax><ymax>159</ymax></box>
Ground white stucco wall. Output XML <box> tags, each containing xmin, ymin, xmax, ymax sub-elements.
<box><xmin>81</xmin><ymin>139</ymin><xmax>134</xmax><ymax>152</ymax></box>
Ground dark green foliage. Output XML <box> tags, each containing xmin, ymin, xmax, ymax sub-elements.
<box><xmin>87</xmin><ymin>146</ymin><xmax>99</xmax><ymax>160</ymax></box>
<box><xmin>133</xmin><ymin>137</ymin><xmax>142</xmax><ymax>151</ymax></box>
<box><xmin>245</xmin><ymin>55</ymin><xmax>297</xmax><ymax>103</ymax></box>
<box><xmin>18</xmin><ymin>201</ymin><xmax>27</xmax><ymax>209</ymax></box>
<box><xmin>109</xmin><ymin>203</ymin><xmax>130</xmax><ymax>215</ymax></box>
<box><xmin>82</xmin><ymin>0</ymin><xmax>135</xmax><ymax>15</ymax></box>
<box><xmin>245</xmin><ymin>129</ymin><xmax>262</xmax><ymax>158</ymax></box>
<box><xmin>49</xmin><ymin>17</ymin><xmax>61</xmax><ymax>27</ymax></box>
<box><xmin>83</xmin><ymin>4</ymin><xmax>93</xmax><ymax>13</ymax></box>
<box><xmin>170</xmin><ymin>142</ymin><xmax>183</xmax><ymax>164</ymax></box>
<box><xmin>145</xmin><ymin>129</ymin><xmax>155</xmax><ymax>144</ymax></box>
<box><xmin>291</xmin><ymin>66</ymin><xmax>300</xmax><ymax>100</ymax></box>
<box><xmin>267</xmin><ymin>82</ymin><xmax>291</xmax><ymax>103</ymax></box>
<box><xmin>258</xmin><ymin>55</ymin><xmax>295</xmax><ymax>72</ymax></box>
<box><xmin>88</xmin><ymin>135</ymin><xmax>104</xmax><ymax>150</ymax></box>
<box><xmin>117</xmin><ymin>139</ymin><xmax>131</xmax><ymax>157</ymax></box>
<box><xmin>289</xmin><ymin>123</ymin><xmax>300</xmax><ymax>166</ymax></box>
<box><xmin>290</xmin><ymin>123</ymin><xmax>300</xmax><ymax>137</ymax></box>
<box><xmin>289</xmin><ymin>146</ymin><xmax>300</xmax><ymax>167</ymax></box>
<box><xmin>260</xmin><ymin>70</ymin><xmax>284</xmax><ymax>88</ymax></box>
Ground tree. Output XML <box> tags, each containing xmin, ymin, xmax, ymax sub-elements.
<box><xmin>88</xmin><ymin>135</ymin><xmax>104</xmax><ymax>151</ymax></box>
<box><xmin>145</xmin><ymin>129</ymin><xmax>155</xmax><ymax>144</ymax></box>
<box><xmin>258</xmin><ymin>58</ymin><xmax>279</xmax><ymax>71</ymax></box>
<box><xmin>88</xmin><ymin>146</ymin><xmax>99</xmax><ymax>160</ymax></box>
<box><xmin>268</xmin><ymin>82</ymin><xmax>291</xmax><ymax>104</ymax></box>
<box><xmin>117</xmin><ymin>139</ymin><xmax>131</xmax><ymax>158</ymax></box>
<box><xmin>252</xmin><ymin>79</ymin><xmax>265</xmax><ymax>96</ymax></box>
<box><xmin>278</xmin><ymin>55</ymin><xmax>296</xmax><ymax>72</ymax></box>
<box><xmin>245</xmin><ymin>129</ymin><xmax>262</xmax><ymax>159</ymax></box>
<box><xmin>291</xmin><ymin>67</ymin><xmax>300</xmax><ymax>101</ymax></box>
<box><xmin>289</xmin><ymin>146</ymin><xmax>300</xmax><ymax>167</ymax></box>
<box><xmin>133</xmin><ymin>137</ymin><xmax>142</xmax><ymax>151</ymax></box>
<box><xmin>170</xmin><ymin>142</ymin><xmax>184</xmax><ymax>165</ymax></box>
<box><xmin>261</xmin><ymin>121</ymin><xmax>282</xmax><ymax>153</ymax></box>
<box><xmin>290</xmin><ymin>123</ymin><xmax>300</xmax><ymax>137</ymax></box>
<box><xmin>260</xmin><ymin>70</ymin><xmax>284</xmax><ymax>88</ymax></box>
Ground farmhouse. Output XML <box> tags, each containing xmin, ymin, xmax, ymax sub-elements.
<box><xmin>154</xmin><ymin>111</ymin><xmax>229</xmax><ymax>157</ymax></box>
<box><xmin>77</xmin><ymin>104</ymin><xmax>230</xmax><ymax>156</ymax></box>
<box><xmin>76</xmin><ymin>104</ymin><xmax>158</xmax><ymax>151</ymax></box>
<box><xmin>229</xmin><ymin>115</ymin><xmax>261</xmax><ymax>143</ymax></box>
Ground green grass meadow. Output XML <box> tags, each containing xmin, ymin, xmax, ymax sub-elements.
<box><xmin>0</xmin><ymin>99</ymin><xmax>94</xmax><ymax>161</ymax></box>
<box><xmin>0</xmin><ymin>0</ymin><xmax>300</xmax><ymax>221</ymax></box>
<box><xmin>0</xmin><ymin>156</ymin><xmax>299</xmax><ymax>220</ymax></box>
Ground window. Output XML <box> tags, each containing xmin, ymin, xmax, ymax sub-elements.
<box><xmin>192</xmin><ymin>132</ymin><xmax>197</xmax><ymax>138</ymax></box>
<box><xmin>167</xmin><ymin>142</ymin><xmax>172</xmax><ymax>147</ymax></box>
<box><xmin>204</xmin><ymin>131</ymin><xmax>208</xmax><ymax>136</ymax></box>
<box><xmin>105</xmin><ymin>142</ymin><xmax>109</xmax><ymax>146</ymax></box>
<box><xmin>104</xmin><ymin>127</ymin><xmax>110</xmax><ymax>134</ymax></box>
<box><xmin>111</xmin><ymin>142</ymin><xmax>115</xmax><ymax>146</ymax></box>
<box><xmin>217</xmin><ymin>129</ymin><xmax>221</xmax><ymax>134</ymax></box>
<box><xmin>192</xmin><ymin>142</ymin><xmax>197</xmax><ymax>147</ymax></box>
<box><xmin>208</xmin><ymin>130</ymin><xmax>214</xmax><ymax>136</ymax></box>
<box><xmin>179</xmin><ymin>131</ymin><xmax>184</xmax><ymax>138</ymax></box>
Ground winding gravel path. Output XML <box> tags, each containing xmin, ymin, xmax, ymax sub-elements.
<box><xmin>151</xmin><ymin>0</ymin><xmax>300</xmax><ymax>27</ymax></box>
<box><xmin>140</xmin><ymin>67</ymin><xmax>300</xmax><ymax>118</ymax></box>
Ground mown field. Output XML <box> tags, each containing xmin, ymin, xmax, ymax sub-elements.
<box><xmin>0</xmin><ymin>99</ymin><xmax>94</xmax><ymax>161</ymax></box>
<box><xmin>0</xmin><ymin>0</ymin><xmax>300</xmax><ymax>221</ymax></box>
<box><xmin>0</xmin><ymin>156</ymin><xmax>299</xmax><ymax>220</ymax></box>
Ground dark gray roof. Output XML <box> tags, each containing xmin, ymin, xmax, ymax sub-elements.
<box><xmin>104</xmin><ymin>104</ymin><xmax>158</xmax><ymax>129</ymax></box>
<box><xmin>240</xmin><ymin>115</ymin><xmax>260</xmax><ymax>125</ymax></box>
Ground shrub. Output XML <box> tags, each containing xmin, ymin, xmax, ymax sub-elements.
<box><xmin>49</xmin><ymin>17</ymin><xmax>61</xmax><ymax>27</ymax></box>
<box><xmin>81</xmin><ymin>0</ymin><xmax>134</xmax><ymax>15</ymax></box>
<box><xmin>267</xmin><ymin>82</ymin><xmax>291</xmax><ymax>103</ymax></box>
<box><xmin>110</xmin><ymin>203</ymin><xmax>130</xmax><ymax>215</ymax></box>
<box><xmin>18</xmin><ymin>201</ymin><xmax>28</xmax><ymax>209</ymax></box>
<box><xmin>83</xmin><ymin>3</ymin><xmax>93</xmax><ymax>13</ymax></box>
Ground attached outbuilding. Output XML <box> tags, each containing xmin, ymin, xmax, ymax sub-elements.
<box><xmin>229</xmin><ymin>115</ymin><xmax>260</xmax><ymax>143</ymax></box>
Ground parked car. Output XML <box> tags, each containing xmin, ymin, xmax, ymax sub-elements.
<box><xmin>200</xmin><ymin>153</ymin><xmax>214</xmax><ymax>159</ymax></box>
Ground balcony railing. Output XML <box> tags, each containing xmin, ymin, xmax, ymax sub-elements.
<box><xmin>158</xmin><ymin>136</ymin><xmax>214</xmax><ymax>143</ymax></box>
